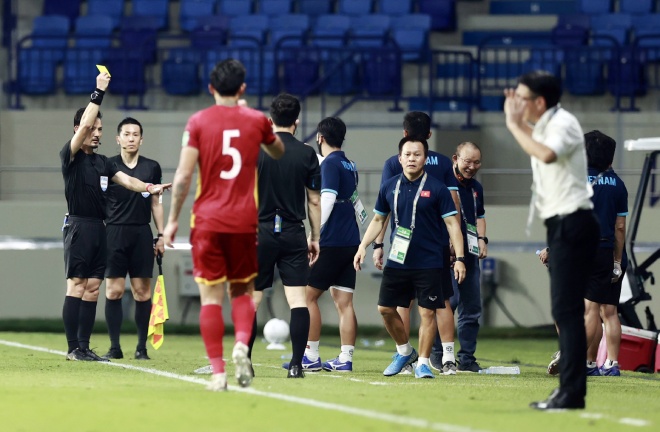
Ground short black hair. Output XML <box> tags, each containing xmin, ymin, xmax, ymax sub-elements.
<box><xmin>398</xmin><ymin>136</ymin><xmax>428</xmax><ymax>158</ymax></box>
<box><xmin>518</xmin><ymin>70</ymin><xmax>562</xmax><ymax>109</ymax></box>
<box><xmin>117</xmin><ymin>117</ymin><xmax>143</xmax><ymax>136</ymax></box>
<box><xmin>585</xmin><ymin>130</ymin><xmax>616</xmax><ymax>172</ymax></box>
<box><xmin>403</xmin><ymin>111</ymin><xmax>431</xmax><ymax>141</ymax></box>
<box><xmin>317</xmin><ymin>117</ymin><xmax>346</xmax><ymax>148</ymax></box>
<box><xmin>73</xmin><ymin>107</ymin><xmax>102</xmax><ymax>127</ymax></box>
<box><xmin>270</xmin><ymin>93</ymin><xmax>300</xmax><ymax>127</ymax></box>
<box><xmin>210</xmin><ymin>58</ymin><xmax>246</xmax><ymax>96</ymax></box>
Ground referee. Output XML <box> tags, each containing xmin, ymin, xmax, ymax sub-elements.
<box><xmin>249</xmin><ymin>93</ymin><xmax>321</xmax><ymax>378</ymax></box>
<box><xmin>60</xmin><ymin>73</ymin><xmax>170</xmax><ymax>361</ymax></box>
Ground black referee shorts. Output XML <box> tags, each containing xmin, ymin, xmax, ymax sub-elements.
<box><xmin>256</xmin><ymin>220</ymin><xmax>309</xmax><ymax>291</ymax></box>
<box><xmin>105</xmin><ymin>224</ymin><xmax>155</xmax><ymax>279</ymax></box>
<box><xmin>308</xmin><ymin>245</ymin><xmax>359</xmax><ymax>291</ymax></box>
<box><xmin>63</xmin><ymin>216</ymin><xmax>106</xmax><ymax>279</ymax></box>
<box><xmin>378</xmin><ymin>267</ymin><xmax>445</xmax><ymax>310</ymax></box>
<box><xmin>585</xmin><ymin>247</ymin><xmax>620</xmax><ymax>305</ymax></box>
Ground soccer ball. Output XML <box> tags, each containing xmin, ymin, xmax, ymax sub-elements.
<box><xmin>263</xmin><ymin>318</ymin><xmax>289</xmax><ymax>350</ymax></box>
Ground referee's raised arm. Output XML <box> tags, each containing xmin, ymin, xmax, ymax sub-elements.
<box><xmin>69</xmin><ymin>73</ymin><xmax>110</xmax><ymax>159</ymax></box>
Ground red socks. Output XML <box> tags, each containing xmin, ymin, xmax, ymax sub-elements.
<box><xmin>200</xmin><ymin>304</ymin><xmax>225</xmax><ymax>374</ymax></box>
<box><xmin>231</xmin><ymin>294</ymin><xmax>255</xmax><ymax>346</ymax></box>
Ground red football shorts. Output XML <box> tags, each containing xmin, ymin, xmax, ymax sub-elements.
<box><xmin>190</xmin><ymin>229</ymin><xmax>258</xmax><ymax>286</ymax></box>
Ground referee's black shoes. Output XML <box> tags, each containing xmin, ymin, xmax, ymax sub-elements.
<box><xmin>82</xmin><ymin>348</ymin><xmax>110</xmax><ymax>362</ymax></box>
<box><xmin>102</xmin><ymin>347</ymin><xmax>124</xmax><ymax>360</ymax></box>
<box><xmin>287</xmin><ymin>365</ymin><xmax>305</xmax><ymax>378</ymax></box>
<box><xmin>66</xmin><ymin>348</ymin><xmax>93</xmax><ymax>361</ymax></box>
<box><xmin>530</xmin><ymin>388</ymin><xmax>585</xmax><ymax>410</ymax></box>
<box><xmin>135</xmin><ymin>349</ymin><xmax>151</xmax><ymax>360</ymax></box>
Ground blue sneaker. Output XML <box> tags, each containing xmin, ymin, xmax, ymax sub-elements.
<box><xmin>586</xmin><ymin>365</ymin><xmax>601</xmax><ymax>376</ymax></box>
<box><xmin>322</xmin><ymin>357</ymin><xmax>353</xmax><ymax>372</ymax></box>
<box><xmin>282</xmin><ymin>354</ymin><xmax>322</xmax><ymax>372</ymax></box>
<box><xmin>383</xmin><ymin>348</ymin><xmax>418</xmax><ymax>376</ymax></box>
<box><xmin>415</xmin><ymin>363</ymin><xmax>435</xmax><ymax>378</ymax></box>
<box><xmin>599</xmin><ymin>364</ymin><xmax>621</xmax><ymax>376</ymax></box>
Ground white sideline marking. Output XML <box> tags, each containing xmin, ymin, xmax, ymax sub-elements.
<box><xmin>0</xmin><ymin>339</ymin><xmax>487</xmax><ymax>432</ymax></box>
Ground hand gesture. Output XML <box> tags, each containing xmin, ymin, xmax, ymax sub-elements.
<box><xmin>96</xmin><ymin>72</ymin><xmax>110</xmax><ymax>92</ymax></box>
<box><xmin>503</xmin><ymin>88</ymin><xmax>526</xmax><ymax>129</ymax></box>
<box><xmin>147</xmin><ymin>183</ymin><xmax>173</xmax><ymax>195</ymax></box>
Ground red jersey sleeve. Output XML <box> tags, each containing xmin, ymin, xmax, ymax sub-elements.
<box><xmin>261</xmin><ymin>114</ymin><xmax>277</xmax><ymax>146</ymax></box>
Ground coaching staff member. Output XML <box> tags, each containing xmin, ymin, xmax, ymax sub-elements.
<box><xmin>61</xmin><ymin>73</ymin><xmax>170</xmax><ymax>361</ymax></box>
<box><xmin>102</xmin><ymin>117</ymin><xmax>164</xmax><ymax>361</ymax></box>
<box><xmin>249</xmin><ymin>93</ymin><xmax>321</xmax><ymax>379</ymax></box>
<box><xmin>504</xmin><ymin>70</ymin><xmax>598</xmax><ymax>409</ymax></box>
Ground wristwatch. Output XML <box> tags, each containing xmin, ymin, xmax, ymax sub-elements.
<box><xmin>478</xmin><ymin>236</ymin><xmax>488</xmax><ymax>244</ymax></box>
<box><xmin>372</xmin><ymin>242</ymin><xmax>384</xmax><ymax>250</ymax></box>
<box><xmin>455</xmin><ymin>256</ymin><xmax>466</xmax><ymax>263</ymax></box>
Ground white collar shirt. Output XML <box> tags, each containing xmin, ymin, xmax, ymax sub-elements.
<box><xmin>531</xmin><ymin>105</ymin><xmax>593</xmax><ymax>220</ymax></box>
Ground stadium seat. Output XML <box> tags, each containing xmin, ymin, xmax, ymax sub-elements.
<box><xmin>378</xmin><ymin>0</ymin><xmax>412</xmax><ymax>15</ymax></box>
<box><xmin>43</xmin><ymin>0</ymin><xmax>80</xmax><ymax>23</ymax></box>
<box><xmin>31</xmin><ymin>15</ymin><xmax>70</xmax><ymax>62</ymax></box>
<box><xmin>338</xmin><ymin>0</ymin><xmax>372</xmax><ymax>16</ymax></box>
<box><xmin>489</xmin><ymin>0</ymin><xmax>576</xmax><ymax>15</ymax></box>
<box><xmin>349</xmin><ymin>14</ymin><xmax>390</xmax><ymax>47</ymax></box>
<box><xmin>131</xmin><ymin>0</ymin><xmax>169</xmax><ymax>30</ymax></box>
<box><xmin>219</xmin><ymin>0</ymin><xmax>254</xmax><ymax>16</ymax></box>
<box><xmin>577</xmin><ymin>0</ymin><xmax>613</xmax><ymax>14</ymax></box>
<box><xmin>162</xmin><ymin>48</ymin><xmax>201</xmax><ymax>95</ymax></box>
<box><xmin>180</xmin><ymin>0</ymin><xmax>217</xmax><ymax>32</ymax></box>
<box><xmin>619</xmin><ymin>0</ymin><xmax>654</xmax><ymax>14</ymax></box>
<box><xmin>524</xmin><ymin>48</ymin><xmax>563</xmax><ymax>77</ymax></box>
<box><xmin>228</xmin><ymin>14</ymin><xmax>269</xmax><ymax>47</ymax></box>
<box><xmin>608</xmin><ymin>47</ymin><xmax>646</xmax><ymax>97</ymax></box>
<box><xmin>564</xmin><ymin>47</ymin><xmax>607</xmax><ymax>95</ymax></box>
<box><xmin>206</xmin><ymin>48</ymin><xmax>276</xmax><ymax>95</ymax></box>
<box><xmin>418</xmin><ymin>0</ymin><xmax>456</xmax><ymax>31</ymax></box>
<box><xmin>64</xmin><ymin>48</ymin><xmax>105</xmax><ymax>94</ymax></box>
<box><xmin>191</xmin><ymin>15</ymin><xmax>230</xmax><ymax>49</ymax></box>
<box><xmin>120</xmin><ymin>16</ymin><xmax>160</xmax><ymax>62</ymax></box>
<box><xmin>591</xmin><ymin>13</ymin><xmax>632</xmax><ymax>47</ymax></box>
<box><xmin>310</xmin><ymin>15</ymin><xmax>350</xmax><ymax>48</ymax></box>
<box><xmin>391</xmin><ymin>14</ymin><xmax>431</xmax><ymax>62</ymax></box>
<box><xmin>632</xmin><ymin>15</ymin><xmax>660</xmax><ymax>61</ymax></box>
<box><xmin>87</xmin><ymin>0</ymin><xmax>124</xmax><ymax>30</ymax></box>
<box><xmin>323</xmin><ymin>51</ymin><xmax>359</xmax><ymax>95</ymax></box>
<box><xmin>259</xmin><ymin>0</ymin><xmax>293</xmax><ymax>15</ymax></box>
<box><xmin>74</xmin><ymin>15</ymin><xmax>114</xmax><ymax>48</ymax></box>
<box><xmin>269</xmin><ymin>14</ymin><xmax>309</xmax><ymax>48</ymax></box>
<box><xmin>106</xmin><ymin>48</ymin><xmax>147</xmax><ymax>95</ymax></box>
<box><xmin>557</xmin><ymin>14</ymin><xmax>590</xmax><ymax>29</ymax></box>
<box><xmin>551</xmin><ymin>24</ymin><xmax>589</xmax><ymax>47</ymax></box>
<box><xmin>17</xmin><ymin>48</ymin><xmax>59</xmax><ymax>94</ymax></box>
<box><xmin>279</xmin><ymin>49</ymin><xmax>321</xmax><ymax>95</ymax></box>
<box><xmin>298</xmin><ymin>0</ymin><xmax>335</xmax><ymax>16</ymax></box>
<box><xmin>361</xmin><ymin>49</ymin><xmax>401</xmax><ymax>95</ymax></box>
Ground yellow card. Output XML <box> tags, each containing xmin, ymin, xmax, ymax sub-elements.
<box><xmin>96</xmin><ymin>65</ymin><xmax>111</xmax><ymax>76</ymax></box>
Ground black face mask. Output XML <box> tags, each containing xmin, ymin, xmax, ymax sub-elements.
<box><xmin>316</xmin><ymin>137</ymin><xmax>323</xmax><ymax>157</ymax></box>
<box><xmin>454</xmin><ymin>164</ymin><xmax>466</xmax><ymax>183</ymax></box>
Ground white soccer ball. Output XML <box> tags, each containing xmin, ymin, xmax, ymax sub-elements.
<box><xmin>263</xmin><ymin>318</ymin><xmax>289</xmax><ymax>344</ymax></box>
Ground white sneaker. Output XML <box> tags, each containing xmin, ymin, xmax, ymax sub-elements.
<box><xmin>232</xmin><ymin>342</ymin><xmax>253</xmax><ymax>388</ymax></box>
<box><xmin>207</xmin><ymin>373</ymin><xmax>227</xmax><ymax>392</ymax></box>
<box><xmin>399</xmin><ymin>362</ymin><xmax>416</xmax><ymax>375</ymax></box>
<box><xmin>194</xmin><ymin>365</ymin><xmax>213</xmax><ymax>375</ymax></box>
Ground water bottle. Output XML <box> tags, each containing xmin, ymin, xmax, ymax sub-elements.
<box><xmin>478</xmin><ymin>366</ymin><xmax>520</xmax><ymax>375</ymax></box>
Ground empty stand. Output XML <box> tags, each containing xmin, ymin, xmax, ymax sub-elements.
<box><xmin>87</xmin><ymin>0</ymin><xmax>124</xmax><ymax>30</ymax></box>
<box><xmin>131</xmin><ymin>0</ymin><xmax>169</xmax><ymax>30</ymax></box>
<box><xmin>392</xmin><ymin>14</ymin><xmax>431</xmax><ymax>62</ymax></box>
<box><xmin>74</xmin><ymin>15</ymin><xmax>114</xmax><ymax>48</ymax></box>
<box><xmin>180</xmin><ymin>0</ymin><xmax>217</xmax><ymax>32</ymax></box>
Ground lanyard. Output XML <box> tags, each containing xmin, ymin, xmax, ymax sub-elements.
<box><xmin>457</xmin><ymin>185</ymin><xmax>477</xmax><ymax>228</ymax></box>
<box><xmin>393</xmin><ymin>172</ymin><xmax>427</xmax><ymax>234</ymax></box>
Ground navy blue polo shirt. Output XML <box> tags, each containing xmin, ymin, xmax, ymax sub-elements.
<box><xmin>588</xmin><ymin>167</ymin><xmax>628</xmax><ymax>249</ymax></box>
<box><xmin>320</xmin><ymin>151</ymin><xmax>360</xmax><ymax>247</ymax></box>
<box><xmin>381</xmin><ymin>150</ymin><xmax>457</xmax><ymax>246</ymax></box>
<box><xmin>375</xmin><ymin>172</ymin><xmax>458</xmax><ymax>269</ymax></box>
<box><xmin>456</xmin><ymin>178</ymin><xmax>486</xmax><ymax>249</ymax></box>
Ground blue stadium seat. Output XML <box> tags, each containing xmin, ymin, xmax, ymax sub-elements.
<box><xmin>489</xmin><ymin>1</ymin><xmax>577</xmax><ymax>15</ymax></box>
<box><xmin>338</xmin><ymin>0</ymin><xmax>372</xmax><ymax>16</ymax></box>
<box><xmin>205</xmin><ymin>48</ymin><xmax>276</xmax><ymax>95</ymax></box>
<box><xmin>360</xmin><ymin>49</ymin><xmax>401</xmax><ymax>95</ymax></box>
<box><xmin>350</xmin><ymin>14</ymin><xmax>390</xmax><ymax>47</ymax></box>
<box><xmin>228</xmin><ymin>14</ymin><xmax>269</xmax><ymax>47</ymax></box>
<box><xmin>591</xmin><ymin>13</ymin><xmax>632</xmax><ymax>47</ymax></box>
<box><xmin>310</xmin><ymin>15</ymin><xmax>350</xmax><ymax>48</ymax></box>
<box><xmin>74</xmin><ymin>15</ymin><xmax>114</xmax><ymax>48</ymax></box>
<box><xmin>551</xmin><ymin>24</ymin><xmax>589</xmax><ymax>46</ymax></box>
<box><xmin>43</xmin><ymin>0</ymin><xmax>80</xmax><ymax>23</ymax></box>
<box><xmin>608</xmin><ymin>47</ymin><xmax>646</xmax><ymax>97</ymax></box>
<box><xmin>391</xmin><ymin>14</ymin><xmax>431</xmax><ymax>62</ymax></box>
<box><xmin>87</xmin><ymin>0</ymin><xmax>124</xmax><ymax>30</ymax></box>
<box><xmin>323</xmin><ymin>51</ymin><xmax>359</xmax><ymax>95</ymax></box>
<box><xmin>18</xmin><ymin>48</ymin><xmax>59</xmax><ymax>94</ymax></box>
<box><xmin>632</xmin><ymin>15</ymin><xmax>660</xmax><ymax>61</ymax></box>
<box><xmin>219</xmin><ymin>0</ymin><xmax>254</xmax><ymax>16</ymax></box>
<box><xmin>259</xmin><ymin>0</ymin><xmax>293</xmax><ymax>15</ymax></box>
<box><xmin>524</xmin><ymin>48</ymin><xmax>563</xmax><ymax>77</ymax></box>
<box><xmin>106</xmin><ymin>48</ymin><xmax>147</xmax><ymax>95</ymax></box>
<box><xmin>619</xmin><ymin>0</ymin><xmax>654</xmax><ymax>14</ymax></box>
<box><xmin>132</xmin><ymin>0</ymin><xmax>169</xmax><ymax>30</ymax></box>
<box><xmin>191</xmin><ymin>15</ymin><xmax>230</xmax><ymax>48</ymax></box>
<box><xmin>279</xmin><ymin>49</ymin><xmax>321</xmax><ymax>95</ymax></box>
<box><xmin>298</xmin><ymin>0</ymin><xmax>335</xmax><ymax>16</ymax></box>
<box><xmin>378</xmin><ymin>0</ymin><xmax>412</xmax><ymax>15</ymax></box>
<box><xmin>419</xmin><ymin>0</ymin><xmax>456</xmax><ymax>31</ymax></box>
<box><xmin>64</xmin><ymin>48</ymin><xmax>105</xmax><ymax>93</ymax></box>
<box><xmin>180</xmin><ymin>0</ymin><xmax>217</xmax><ymax>32</ymax></box>
<box><xmin>270</xmin><ymin>14</ymin><xmax>309</xmax><ymax>48</ymax></box>
<box><xmin>162</xmin><ymin>48</ymin><xmax>201</xmax><ymax>95</ymax></box>
<box><xmin>557</xmin><ymin>14</ymin><xmax>590</xmax><ymax>29</ymax></box>
<box><xmin>577</xmin><ymin>0</ymin><xmax>613</xmax><ymax>14</ymax></box>
<box><xmin>31</xmin><ymin>15</ymin><xmax>70</xmax><ymax>62</ymax></box>
<box><xmin>564</xmin><ymin>47</ymin><xmax>607</xmax><ymax>95</ymax></box>
<box><xmin>120</xmin><ymin>16</ymin><xmax>160</xmax><ymax>62</ymax></box>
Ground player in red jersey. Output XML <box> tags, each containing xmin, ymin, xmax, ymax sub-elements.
<box><xmin>163</xmin><ymin>59</ymin><xmax>285</xmax><ymax>391</ymax></box>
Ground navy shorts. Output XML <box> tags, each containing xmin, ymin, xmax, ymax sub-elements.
<box><xmin>105</xmin><ymin>224</ymin><xmax>155</xmax><ymax>279</ymax></box>
<box><xmin>585</xmin><ymin>247</ymin><xmax>620</xmax><ymax>305</ymax></box>
<box><xmin>256</xmin><ymin>220</ymin><xmax>309</xmax><ymax>291</ymax></box>
<box><xmin>63</xmin><ymin>216</ymin><xmax>106</xmax><ymax>279</ymax></box>
<box><xmin>378</xmin><ymin>267</ymin><xmax>445</xmax><ymax>310</ymax></box>
<box><xmin>308</xmin><ymin>245</ymin><xmax>359</xmax><ymax>291</ymax></box>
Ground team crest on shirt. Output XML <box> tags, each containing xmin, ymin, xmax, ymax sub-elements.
<box><xmin>421</xmin><ymin>190</ymin><xmax>430</xmax><ymax>197</ymax></box>
<box><xmin>100</xmin><ymin>176</ymin><xmax>108</xmax><ymax>191</ymax></box>
<box><xmin>141</xmin><ymin>192</ymin><xmax>151</xmax><ymax>198</ymax></box>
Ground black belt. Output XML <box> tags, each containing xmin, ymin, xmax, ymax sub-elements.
<box><xmin>545</xmin><ymin>208</ymin><xmax>592</xmax><ymax>224</ymax></box>
<box><xmin>68</xmin><ymin>215</ymin><xmax>104</xmax><ymax>224</ymax></box>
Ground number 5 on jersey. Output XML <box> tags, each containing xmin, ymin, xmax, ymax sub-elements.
<box><xmin>220</xmin><ymin>130</ymin><xmax>241</xmax><ymax>180</ymax></box>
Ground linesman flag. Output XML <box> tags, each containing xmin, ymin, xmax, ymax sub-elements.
<box><xmin>148</xmin><ymin>252</ymin><xmax>169</xmax><ymax>349</ymax></box>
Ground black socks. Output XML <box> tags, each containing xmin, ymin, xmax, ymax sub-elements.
<box><xmin>289</xmin><ymin>307</ymin><xmax>310</xmax><ymax>367</ymax></box>
<box><xmin>63</xmin><ymin>296</ymin><xmax>82</xmax><ymax>353</ymax></box>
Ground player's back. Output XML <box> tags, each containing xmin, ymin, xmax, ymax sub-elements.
<box><xmin>185</xmin><ymin>105</ymin><xmax>276</xmax><ymax>233</ymax></box>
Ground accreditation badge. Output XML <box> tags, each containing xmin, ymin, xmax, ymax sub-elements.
<box><xmin>100</xmin><ymin>176</ymin><xmax>108</xmax><ymax>191</ymax></box>
<box><xmin>349</xmin><ymin>190</ymin><xmax>368</xmax><ymax>225</ymax></box>
<box><xmin>388</xmin><ymin>226</ymin><xmax>412</xmax><ymax>264</ymax></box>
<box><xmin>466</xmin><ymin>223</ymin><xmax>479</xmax><ymax>256</ymax></box>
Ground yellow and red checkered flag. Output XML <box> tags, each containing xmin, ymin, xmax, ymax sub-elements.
<box><xmin>148</xmin><ymin>253</ymin><xmax>169</xmax><ymax>349</ymax></box>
